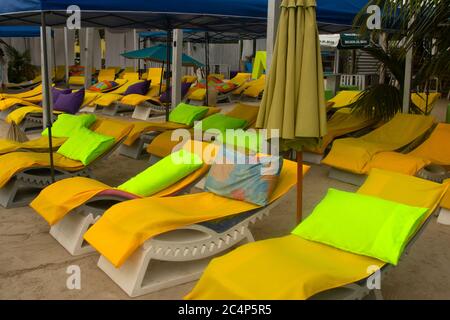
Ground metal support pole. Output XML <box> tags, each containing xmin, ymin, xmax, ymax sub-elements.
<box><xmin>63</xmin><ymin>27</ymin><xmax>70</xmax><ymax>87</ymax></box>
<box><xmin>40</xmin><ymin>13</ymin><xmax>55</xmax><ymax>183</ymax></box>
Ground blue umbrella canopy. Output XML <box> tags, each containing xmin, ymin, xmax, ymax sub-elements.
<box><xmin>121</xmin><ymin>44</ymin><xmax>204</xmax><ymax>68</ymax></box>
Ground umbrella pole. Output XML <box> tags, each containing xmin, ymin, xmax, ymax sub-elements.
<box><xmin>41</xmin><ymin>12</ymin><xmax>55</xmax><ymax>183</ymax></box>
<box><xmin>296</xmin><ymin>150</ymin><xmax>303</xmax><ymax>224</ymax></box>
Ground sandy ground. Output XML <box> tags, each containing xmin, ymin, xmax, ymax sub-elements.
<box><xmin>0</xmin><ymin>100</ymin><xmax>449</xmax><ymax>300</ymax></box>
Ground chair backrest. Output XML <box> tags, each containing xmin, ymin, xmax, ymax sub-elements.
<box><xmin>123</xmin><ymin>72</ymin><xmax>140</xmax><ymax>81</ymax></box>
<box><xmin>98</xmin><ymin>69</ymin><xmax>116</xmax><ymax>82</ymax></box>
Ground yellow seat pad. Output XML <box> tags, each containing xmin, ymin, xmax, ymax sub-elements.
<box><xmin>365</xmin><ymin>123</ymin><xmax>450</xmax><ymax>175</ymax></box>
<box><xmin>0</xmin><ymin>152</ymin><xmax>84</xmax><ymax>188</ymax></box>
<box><xmin>329</xmin><ymin>90</ymin><xmax>361</xmax><ymax>108</ymax></box>
<box><xmin>123</xmin><ymin>107</ymin><xmax>221</xmax><ymax>146</ymax></box>
<box><xmin>0</xmin><ymin>136</ymin><xmax>67</xmax><ymax>155</ymax></box>
<box><xmin>243</xmin><ymin>81</ymin><xmax>265</xmax><ymax>98</ymax></box>
<box><xmin>442</xmin><ymin>179</ymin><xmax>450</xmax><ymax>210</ymax></box>
<box><xmin>0</xmin><ymin>84</ymin><xmax>42</xmax><ymax>100</ymax></box>
<box><xmin>186</xmin><ymin>169</ymin><xmax>447</xmax><ymax>300</ymax></box>
<box><xmin>31</xmin><ymin>141</ymin><xmax>214</xmax><ymax>225</ymax></box>
<box><xmin>94</xmin><ymin>93</ymin><xmax>123</xmax><ymax>107</ymax></box>
<box><xmin>84</xmin><ymin>161</ymin><xmax>306</xmax><ymax>267</ymax></box>
<box><xmin>411</xmin><ymin>92</ymin><xmax>441</xmax><ymax>113</ymax></box>
<box><xmin>6</xmin><ymin>106</ymin><xmax>46</xmax><ymax>124</ymax></box>
<box><xmin>120</xmin><ymin>94</ymin><xmax>158</xmax><ymax>106</ymax></box>
<box><xmin>322</xmin><ymin>113</ymin><xmax>435</xmax><ymax>174</ymax></box>
<box><xmin>146</xmin><ymin>104</ymin><xmax>259</xmax><ymax>157</ymax></box>
<box><xmin>305</xmin><ymin>108</ymin><xmax>373</xmax><ymax>154</ymax></box>
<box><xmin>0</xmin><ymin>98</ymin><xmax>39</xmax><ymax>111</ymax></box>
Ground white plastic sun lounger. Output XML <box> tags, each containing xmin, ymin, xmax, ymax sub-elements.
<box><xmin>97</xmin><ymin>191</ymin><xmax>291</xmax><ymax>297</ymax></box>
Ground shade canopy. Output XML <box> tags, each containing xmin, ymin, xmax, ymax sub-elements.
<box><xmin>121</xmin><ymin>44</ymin><xmax>204</xmax><ymax>68</ymax></box>
<box><xmin>0</xmin><ymin>26</ymin><xmax>41</xmax><ymax>37</ymax></box>
<box><xmin>0</xmin><ymin>0</ymin><xmax>368</xmax><ymax>34</ymax></box>
<box><xmin>139</xmin><ymin>29</ymin><xmax>250</xmax><ymax>43</ymax></box>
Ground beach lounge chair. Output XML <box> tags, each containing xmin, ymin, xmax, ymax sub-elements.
<box><xmin>0</xmin><ymin>114</ymin><xmax>107</xmax><ymax>155</ymax></box>
<box><xmin>0</xmin><ymin>83</ymin><xmax>43</xmax><ymax>101</ymax></box>
<box><xmin>0</xmin><ymin>118</ymin><xmax>133</xmax><ymax>208</ymax></box>
<box><xmin>185</xmin><ymin>169</ymin><xmax>447</xmax><ymax>300</ymax></box>
<box><xmin>4</xmin><ymin>75</ymin><xmax>42</xmax><ymax>92</ymax></box>
<box><xmin>303</xmin><ymin>108</ymin><xmax>375</xmax><ymax>164</ymax></box>
<box><xmin>82</xmin><ymin>158</ymin><xmax>307</xmax><ymax>297</ymax></box>
<box><xmin>97</xmin><ymin>69</ymin><xmax>116</xmax><ymax>82</ymax></box>
<box><xmin>239</xmin><ymin>75</ymin><xmax>266</xmax><ymax>100</ymax></box>
<box><xmin>322</xmin><ymin>113</ymin><xmax>435</xmax><ymax>185</ymax></box>
<box><xmin>31</xmin><ymin>140</ymin><xmax>216</xmax><ymax>256</ymax></box>
<box><xmin>186</xmin><ymin>75</ymin><xmax>240</xmax><ymax>105</ymax></box>
<box><xmin>145</xmin><ymin>103</ymin><xmax>260</xmax><ymax>163</ymax></box>
<box><xmin>118</xmin><ymin>105</ymin><xmax>221</xmax><ymax>159</ymax></box>
<box><xmin>364</xmin><ymin>123</ymin><xmax>450</xmax><ymax>177</ymax></box>
<box><xmin>438</xmin><ymin>179</ymin><xmax>450</xmax><ymax>225</ymax></box>
<box><xmin>411</xmin><ymin>92</ymin><xmax>441</xmax><ymax>114</ymax></box>
<box><xmin>83</xmin><ymin>79</ymin><xmax>146</xmax><ymax>114</ymax></box>
<box><xmin>105</xmin><ymin>81</ymin><xmax>194</xmax><ymax>120</ymax></box>
<box><xmin>327</xmin><ymin>90</ymin><xmax>362</xmax><ymax>109</ymax></box>
<box><xmin>6</xmin><ymin>92</ymin><xmax>101</xmax><ymax>132</ymax></box>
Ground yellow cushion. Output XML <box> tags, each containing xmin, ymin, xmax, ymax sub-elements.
<box><xmin>68</xmin><ymin>76</ymin><xmax>85</xmax><ymax>86</ymax></box>
<box><xmin>120</xmin><ymin>94</ymin><xmax>151</xmax><ymax>106</ymax></box>
<box><xmin>94</xmin><ymin>93</ymin><xmax>123</xmax><ymax>107</ymax></box>
<box><xmin>322</xmin><ymin>113</ymin><xmax>435</xmax><ymax>174</ymax></box>
<box><xmin>329</xmin><ymin>90</ymin><xmax>362</xmax><ymax>108</ymax></box>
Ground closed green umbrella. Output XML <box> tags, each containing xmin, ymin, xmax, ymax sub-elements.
<box><xmin>257</xmin><ymin>0</ymin><xmax>327</xmax><ymax>223</ymax></box>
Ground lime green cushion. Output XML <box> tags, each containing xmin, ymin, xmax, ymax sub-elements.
<box><xmin>194</xmin><ymin>114</ymin><xmax>248</xmax><ymax>133</ymax></box>
<box><xmin>118</xmin><ymin>149</ymin><xmax>203</xmax><ymax>197</ymax></box>
<box><xmin>292</xmin><ymin>188</ymin><xmax>428</xmax><ymax>265</ymax></box>
<box><xmin>216</xmin><ymin>129</ymin><xmax>264</xmax><ymax>153</ymax></box>
<box><xmin>56</xmin><ymin>127</ymin><xmax>115</xmax><ymax>165</ymax></box>
<box><xmin>168</xmin><ymin>103</ymin><xmax>209</xmax><ymax>126</ymax></box>
<box><xmin>42</xmin><ymin>114</ymin><xmax>97</xmax><ymax>138</ymax></box>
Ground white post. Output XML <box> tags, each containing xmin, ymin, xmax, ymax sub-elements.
<box><xmin>84</xmin><ymin>28</ymin><xmax>94</xmax><ymax>89</ymax></box>
<box><xmin>334</xmin><ymin>49</ymin><xmax>340</xmax><ymax>74</ymax></box>
<box><xmin>379</xmin><ymin>32</ymin><xmax>387</xmax><ymax>84</ymax></box>
<box><xmin>40</xmin><ymin>26</ymin><xmax>53</xmax><ymax>129</ymax></box>
<box><xmin>402</xmin><ymin>47</ymin><xmax>413</xmax><ymax>113</ymax></box>
<box><xmin>63</xmin><ymin>27</ymin><xmax>70</xmax><ymax>86</ymax></box>
<box><xmin>266</xmin><ymin>0</ymin><xmax>281</xmax><ymax>72</ymax></box>
<box><xmin>172</xmin><ymin>29</ymin><xmax>183</xmax><ymax>107</ymax></box>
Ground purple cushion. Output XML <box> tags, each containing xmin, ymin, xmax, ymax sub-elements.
<box><xmin>160</xmin><ymin>82</ymin><xmax>192</xmax><ymax>103</ymax></box>
<box><xmin>53</xmin><ymin>88</ymin><xmax>85</xmax><ymax>114</ymax></box>
<box><xmin>39</xmin><ymin>88</ymin><xmax>72</xmax><ymax>106</ymax></box>
<box><xmin>124</xmin><ymin>80</ymin><xmax>150</xmax><ymax>95</ymax></box>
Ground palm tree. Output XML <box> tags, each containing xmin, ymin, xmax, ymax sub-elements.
<box><xmin>348</xmin><ymin>0</ymin><xmax>449</xmax><ymax>122</ymax></box>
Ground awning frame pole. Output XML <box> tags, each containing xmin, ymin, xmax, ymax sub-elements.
<box><xmin>40</xmin><ymin>12</ymin><xmax>55</xmax><ymax>183</ymax></box>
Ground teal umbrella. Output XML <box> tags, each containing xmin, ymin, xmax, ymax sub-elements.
<box><xmin>121</xmin><ymin>44</ymin><xmax>203</xmax><ymax>67</ymax></box>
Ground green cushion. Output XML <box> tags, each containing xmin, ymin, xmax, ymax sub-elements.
<box><xmin>56</xmin><ymin>127</ymin><xmax>115</xmax><ymax>165</ymax></box>
<box><xmin>292</xmin><ymin>188</ymin><xmax>428</xmax><ymax>265</ymax></box>
<box><xmin>118</xmin><ymin>149</ymin><xmax>203</xmax><ymax>197</ymax></box>
<box><xmin>194</xmin><ymin>114</ymin><xmax>248</xmax><ymax>133</ymax></box>
<box><xmin>446</xmin><ymin>104</ymin><xmax>450</xmax><ymax>124</ymax></box>
<box><xmin>216</xmin><ymin>129</ymin><xmax>264</xmax><ymax>153</ymax></box>
<box><xmin>42</xmin><ymin>114</ymin><xmax>97</xmax><ymax>138</ymax></box>
<box><xmin>168</xmin><ymin>103</ymin><xmax>209</xmax><ymax>126</ymax></box>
